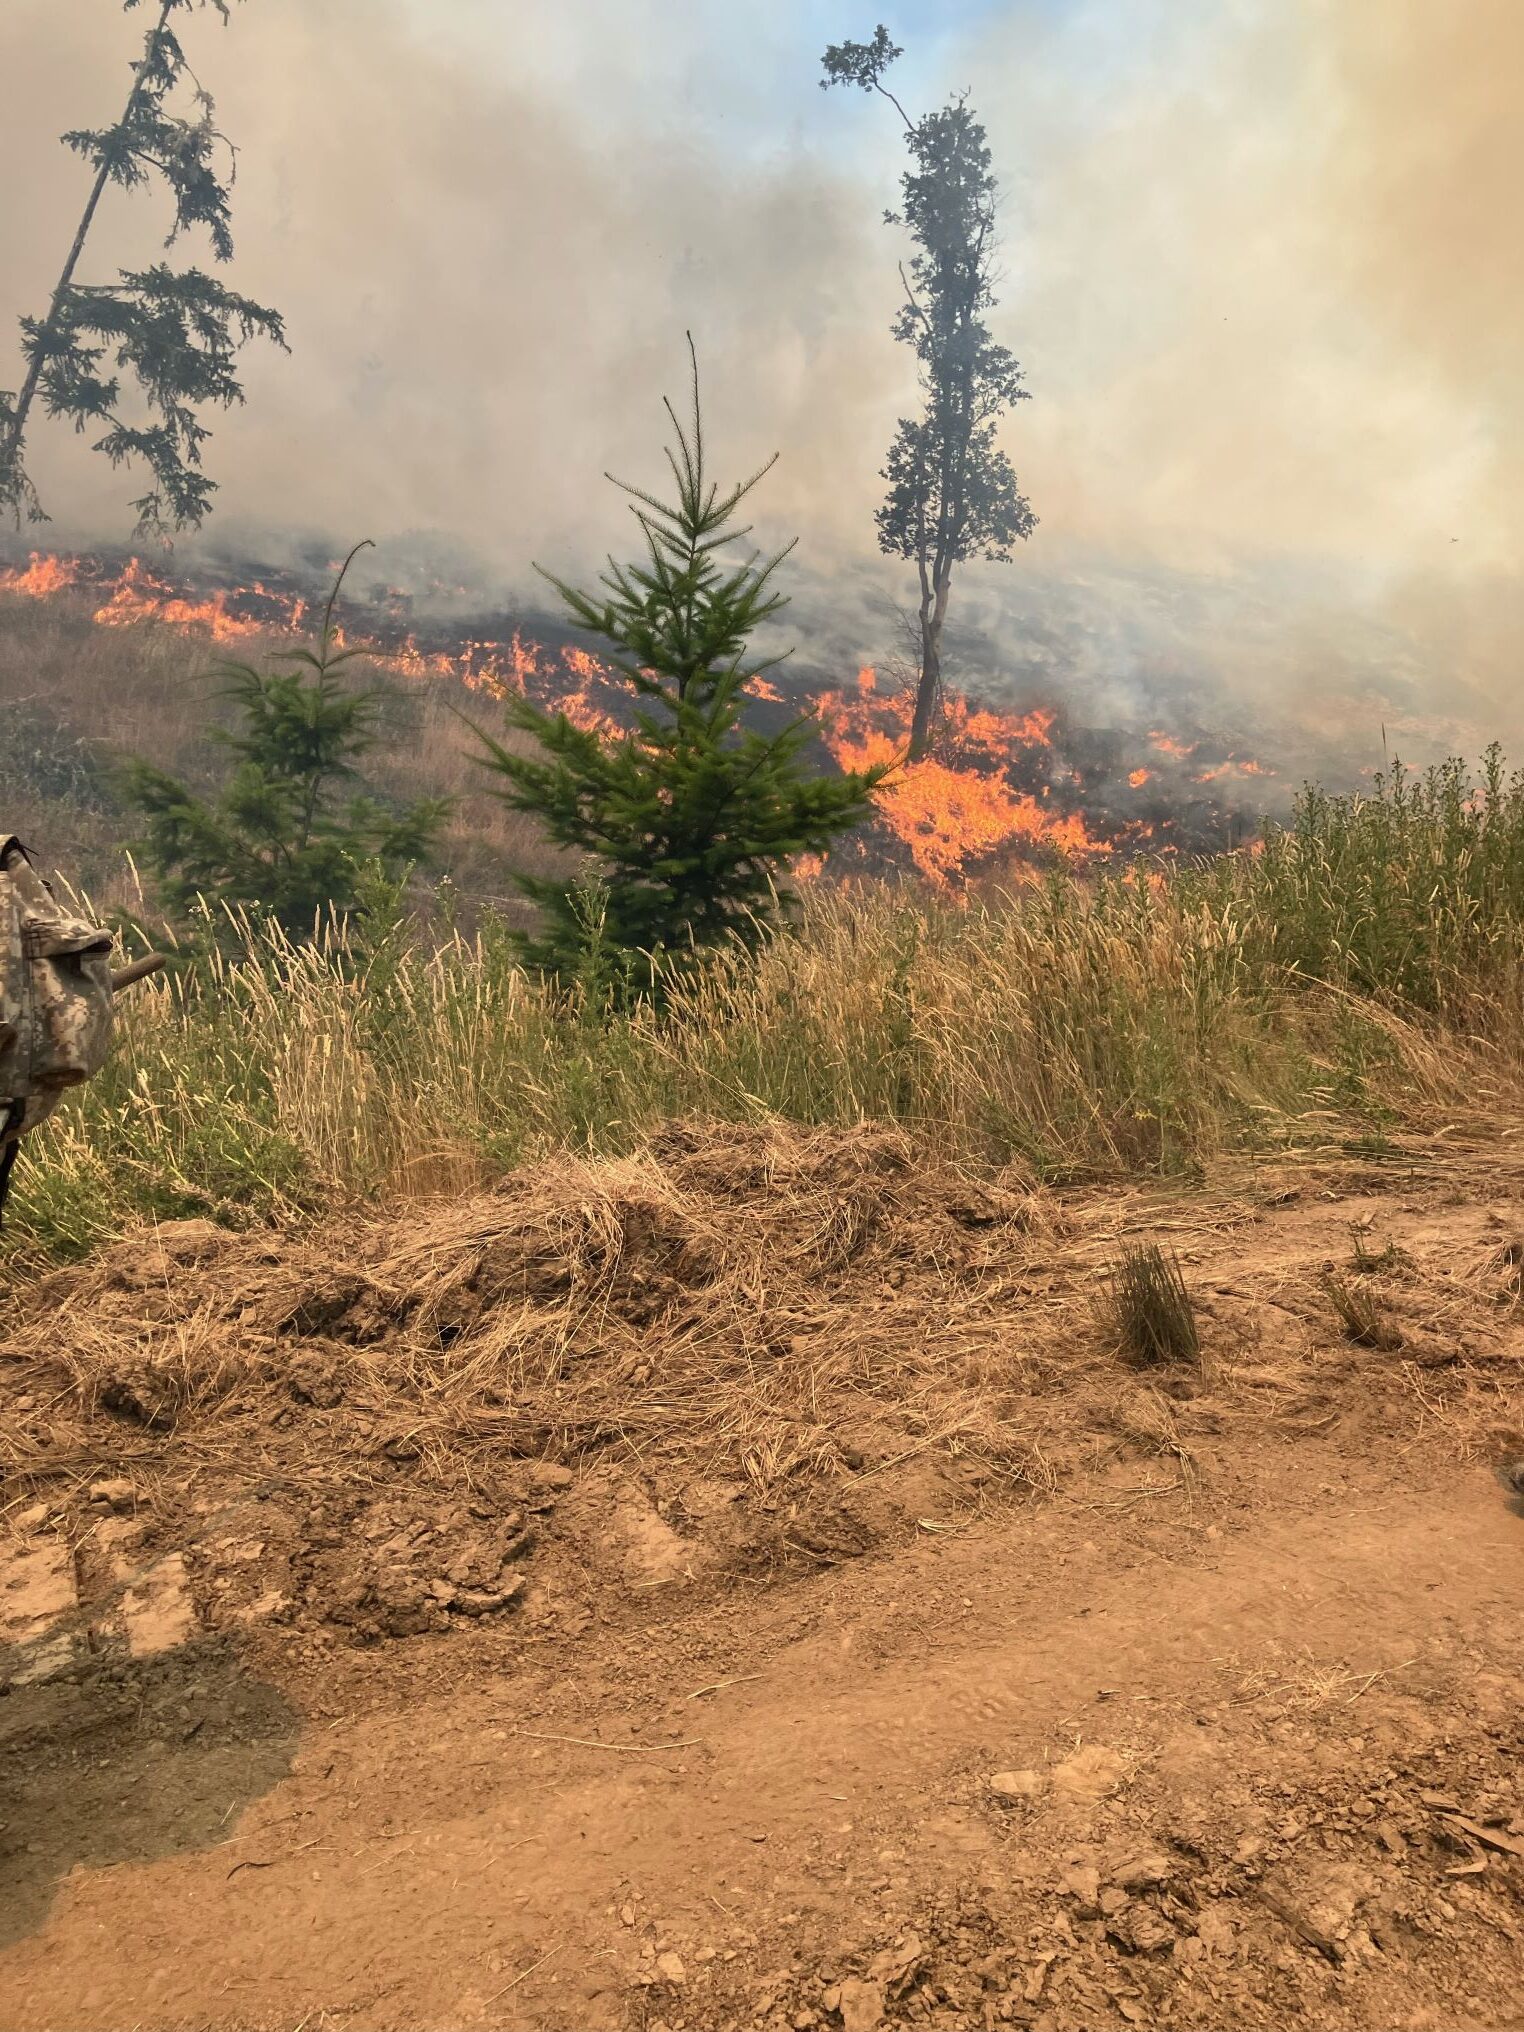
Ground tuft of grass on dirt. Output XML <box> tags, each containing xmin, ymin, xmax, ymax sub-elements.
<box><xmin>1347</xmin><ymin>1223</ymin><xmax>1412</xmax><ymax>1276</ymax></box>
<box><xmin>1320</xmin><ymin>1269</ymin><xmax>1404</xmax><ymax>1350</ymax></box>
<box><xmin>1096</xmin><ymin>1242</ymin><xmax>1201</xmax><ymax>1369</ymax></box>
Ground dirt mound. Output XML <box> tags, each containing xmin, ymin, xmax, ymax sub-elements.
<box><xmin>2</xmin><ymin>1124</ymin><xmax>1046</xmax><ymax>1666</ymax></box>
<box><xmin>4</xmin><ymin>1123</ymin><xmax>1524</xmax><ymax>2029</ymax></box>
<box><xmin>4</xmin><ymin>1121</ymin><xmax>1523</xmax><ymax>1683</ymax></box>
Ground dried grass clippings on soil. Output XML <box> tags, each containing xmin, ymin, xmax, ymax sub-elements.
<box><xmin>0</xmin><ymin>1122</ymin><xmax>1051</xmax><ymax>1518</ymax></box>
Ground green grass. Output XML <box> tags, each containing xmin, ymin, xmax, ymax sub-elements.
<box><xmin>7</xmin><ymin>752</ymin><xmax>1524</xmax><ymax>1268</ymax></box>
<box><xmin>1097</xmin><ymin>1243</ymin><xmax>1202</xmax><ymax>1369</ymax></box>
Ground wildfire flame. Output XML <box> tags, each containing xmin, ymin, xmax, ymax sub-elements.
<box><xmin>0</xmin><ymin>548</ymin><xmax>637</xmax><ymax>734</ymax></box>
<box><xmin>0</xmin><ymin>552</ymin><xmax>81</xmax><ymax>598</ymax></box>
<box><xmin>92</xmin><ymin>557</ymin><xmax>296</xmax><ymax>642</ymax></box>
<box><xmin>811</xmin><ymin>666</ymin><xmax>1111</xmax><ymax>885</ymax></box>
<box><xmin>1</xmin><ymin>550</ymin><xmax>1277</xmax><ymax>886</ymax></box>
<box><xmin>1149</xmin><ymin>731</ymin><xmax>1197</xmax><ymax>760</ymax></box>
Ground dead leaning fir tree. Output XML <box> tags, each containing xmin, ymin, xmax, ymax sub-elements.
<box><xmin>0</xmin><ymin>0</ymin><xmax>285</xmax><ymax>538</ymax></box>
<box><xmin>821</xmin><ymin>24</ymin><xmax>1036</xmax><ymax>760</ymax></box>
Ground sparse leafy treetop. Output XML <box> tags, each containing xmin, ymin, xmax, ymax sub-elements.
<box><xmin>819</xmin><ymin>24</ymin><xmax>907</xmax><ymax>117</ymax></box>
<box><xmin>821</xmin><ymin>25</ymin><xmax>1036</xmax><ymax>759</ymax></box>
<box><xmin>877</xmin><ymin>99</ymin><xmax>1035</xmax><ymax>571</ymax></box>
<box><xmin>0</xmin><ymin>0</ymin><xmax>285</xmax><ymax>537</ymax></box>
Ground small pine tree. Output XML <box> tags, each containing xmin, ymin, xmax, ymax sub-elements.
<box><xmin>475</xmin><ymin>342</ymin><xmax>888</xmax><ymax>998</ymax></box>
<box><xmin>121</xmin><ymin>543</ymin><xmax>452</xmax><ymax>934</ymax></box>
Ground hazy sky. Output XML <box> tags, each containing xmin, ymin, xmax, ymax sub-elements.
<box><xmin>2</xmin><ymin>0</ymin><xmax>1518</xmax><ymax>759</ymax></box>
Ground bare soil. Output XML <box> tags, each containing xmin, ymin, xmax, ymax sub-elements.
<box><xmin>2</xmin><ymin>1124</ymin><xmax>1522</xmax><ymax>2031</ymax></box>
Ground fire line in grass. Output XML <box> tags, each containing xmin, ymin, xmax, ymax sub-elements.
<box><xmin>2</xmin><ymin>549</ymin><xmax>1278</xmax><ymax>887</ymax></box>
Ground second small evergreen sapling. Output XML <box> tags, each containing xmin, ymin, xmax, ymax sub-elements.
<box><xmin>122</xmin><ymin>542</ymin><xmax>452</xmax><ymax>936</ymax></box>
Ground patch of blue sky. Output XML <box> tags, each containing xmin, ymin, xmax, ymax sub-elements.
<box><xmin>401</xmin><ymin>0</ymin><xmax>1202</xmax><ymax>180</ymax></box>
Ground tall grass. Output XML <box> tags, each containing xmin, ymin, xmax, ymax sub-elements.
<box><xmin>1211</xmin><ymin>745</ymin><xmax>1524</xmax><ymax>1009</ymax></box>
<box><xmin>7</xmin><ymin>754</ymin><xmax>1524</xmax><ymax>1267</ymax></box>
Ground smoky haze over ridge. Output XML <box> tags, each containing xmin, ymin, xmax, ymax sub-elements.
<box><xmin>1</xmin><ymin>0</ymin><xmax>1517</xmax><ymax>775</ymax></box>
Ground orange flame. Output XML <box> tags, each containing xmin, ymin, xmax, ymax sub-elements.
<box><xmin>0</xmin><ymin>552</ymin><xmax>82</xmax><ymax>597</ymax></box>
<box><xmin>1149</xmin><ymin>732</ymin><xmax>1197</xmax><ymax>760</ymax></box>
<box><xmin>813</xmin><ymin>666</ymin><xmax>1108</xmax><ymax>887</ymax></box>
<box><xmin>1</xmin><ymin>551</ymin><xmax>1270</xmax><ymax>883</ymax></box>
<box><xmin>92</xmin><ymin>559</ymin><xmax>283</xmax><ymax>643</ymax></box>
<box><xmin>1192</xmin><ymin>757</ymin><xmax>1275</xmax><ymax>783</ymax></box>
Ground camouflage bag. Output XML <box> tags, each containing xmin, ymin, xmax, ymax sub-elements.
<box><xmin>0</xmin><ymin>835</ymin><xmax>116</xmax><ymax>1224</ymax></box>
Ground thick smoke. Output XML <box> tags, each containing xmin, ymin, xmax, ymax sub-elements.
<box><xmin>1</xmin><ymin>0</ymin><xmax>1517</xmax><ymax>767</ymax></box>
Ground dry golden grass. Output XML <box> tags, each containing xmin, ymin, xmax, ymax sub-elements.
<box><xmin>6</xmin><ymin>862</ymin><xmax>1524</xmax><ymax>1274</ymax></box>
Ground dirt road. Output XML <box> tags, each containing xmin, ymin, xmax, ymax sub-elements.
<box><xmin>3</xmin><ymin>1133</ymin><xmax>1523</xmax><ymax>2028</ymax></box>
<box><xmin>2</xmin><ymin>1433</ymin><xmax>1520</xmax><ymax>2030</ymax></box>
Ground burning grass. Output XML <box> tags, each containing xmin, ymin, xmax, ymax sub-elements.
<box><xmin>0</xmin><ymin>580</ymin><xmax>572</xmax><ymax>912</ymax></box>
<box><xmin>3</xmin><ymin>552</ymin><xmax>1270</xmax><ymax>892</ymax></box>
<box><xmin>9</xmin><ymin>567</ymin><xmax>1524</xmax><ymax>1267</ymax></box>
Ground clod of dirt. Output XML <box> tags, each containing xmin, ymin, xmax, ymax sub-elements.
<box><xmin>86</xmin><ymin>1478</ymin><xmax>136</xmax><ymax>1512</ymax></box>
<box><xmin>1058</xmin><ymin>1860</ymin><xmax>1102</xmax><ymax>1911</ymax></box>
<box><xmin>287</xmin><ymin>1353</ymin><xmax>345</xmax><ymax>1409</ymax></box>
<box><xmin>604</xmin><ymin>1484</ymin><xmax>704</xmax><ymax>1585</ymax></box>
<box><xmin>1109</xmin><ymin>1903</ymin><xmax>1176</xmax><ymax>1954</ymax></box>
<box><xmin>101</xmin><ymin>1219</ymin><xmax>235</xmax><ymax>1292</ymax></box>
<box><xmin>121</xmin><ymin>1553</ymin><xmax>196</xmax><ymax>1657</ymax></box>
<box><xmin>526</xmin><ymin>1462</ymin><xmax>574</xmax><ymax>1495</ymax></box>
<box><xmin>988</xmin><ymin>1768</ymin><xmax>1046</xmax><ymax>1803</ymax></box>
<box><xmin>1110</xmin><ymin>1851</ymin><xmax>1174</xmax><ymax>1891</ymax></box>
<box><xmin>834</xmin><ymin>1975</ymin><xmax>886</xmax><ymax>2031</ymax></box>
<box><xmin>99</xmin><ymin>1364</ymin><xmax>179</xmax><ymax>1431</ymax></box>
<box><xmin>319</xmin><ymin>1500</ymin><xmax>534</xmax><ymax>1642</ymax></box>
<box><xmin>1051</xmin><ymin>1742</ymin><xmax>1128</xmax><ymax>1802</ymax></box>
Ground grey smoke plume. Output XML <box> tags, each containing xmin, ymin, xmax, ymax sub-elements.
<box><xmin>2</xmin><ymin>0</ymin><xmax>1517</xmax><ymax>768</ymax></box>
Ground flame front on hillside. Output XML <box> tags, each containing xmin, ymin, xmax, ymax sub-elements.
<box><xmin>813</xmin><ymin>667</ymin><xmax>1111</xmax><ymax>883</ymax></box>
<box><xmin>1</xmin><ymin>549</ymin><xmax>1276</xmax><ymax>886</ymax></box>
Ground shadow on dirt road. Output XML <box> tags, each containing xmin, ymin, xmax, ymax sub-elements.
<box><xmin>0</xmin><ymin>1639</ymin><xmax>298</xmax><ymax>1946</ymax></box>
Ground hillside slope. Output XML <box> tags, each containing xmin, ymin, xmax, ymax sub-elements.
<box><xmin>0</xmin><ymin>588</ymin><xmax>564</xmax><ymax>912</ymax></box>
